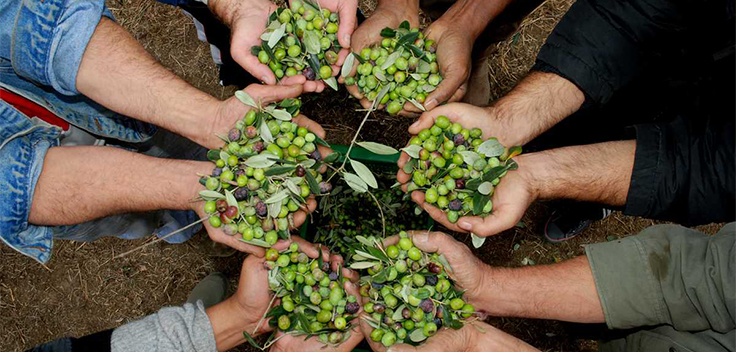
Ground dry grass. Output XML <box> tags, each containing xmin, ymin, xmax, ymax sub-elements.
<box><xmin>0</xmin><ymin>0</ymin><xmax>724</xmax><ymax>351</ymax></box>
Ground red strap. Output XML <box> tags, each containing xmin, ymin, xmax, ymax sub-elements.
<box><xmin>0</xmin><ymin>88</ymin><xmax>70</xmax><ymax>131</ymax></box>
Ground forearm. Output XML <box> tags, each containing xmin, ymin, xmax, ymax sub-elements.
<box><xmin>208</xmin><ymin>0</ymin><xmax>269</xmax><ymax>26</ymax></box>
<box><xmin>28</xmin><ymin>146</ymin><xmax>209</xmax><ymax>226</ymax></box>
<box><xmin>522</xmin><ymin>140</ymin><xmax>635</xmax><ymax>206</ymax></box>
<box><xmin>479</xmin><ymin>256</ymin><xmax>605</xmax><ymax>323</ymax></box>
<box><xmin>76</xmin><ymin>17</ymin><xmax>219</xmax><ymax>147</ymax></box>
<box><xmin>207</xmin><ymin>298</ymin><xmax>261</xmax><ymax>351</ymax></box>
<box><xmin>377</xmin><ymin>0</ymin><xmax>419</xmax><ymax>14</ymax></box>
<box><xmin>490</xmin><ymin>71</ymin><xmax>585</xmax><ymax>146</ymax></box>
<box><xmin>438</xmin><ymin>0</ymin><xmax>514</xmax><ymax>39</ymax></box>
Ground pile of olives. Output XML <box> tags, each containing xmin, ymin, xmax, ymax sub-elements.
<box><xmin>199</xmin><ymin>97</ymin><xmax>334</xmax><ymax>248</ymax></box>
<box><xmin>265</xmin><ymin>243</ymin><xmax>360</xmax><ymax>346</ymax></box>
<box><xmin>345</xmin><ymin>22</ymin><xmax>442</xmax><ymax>115</ymax></box>
<box><xmin>253</xmin><ymin>0</ymin><xmax>341</xmax><ymax>88</ymax></box>
<box><xmin>401</xmin><ymin>116</ymin><xmax>521</xmax><ymax>224</ymax></box>
<box><xmin>351</xmin><ymin>232</ymin><xmax>474</xmax><ymax>347</ymax></box>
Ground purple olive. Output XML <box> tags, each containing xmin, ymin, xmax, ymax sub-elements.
<box><xmin>228</xmin><ymin>128</ymin><xmax>241</xmax><ymax>141</ymax></box>
<box><xmin>455</xmin><ymin>179</ymin><xmax>465</xmax><ymax>190</ymax></box>
<box><xmin>319</xmin><ymin>182</ymin><xmax>333</xmax><ymax>194</ymax></box>
<box><xmin>453</xmin><ymin>134</ymin><xmax>465</xmax><ymax>146</ymax></box>
<box><xmin>448</xmin><ymin>199</ymin><xmax>463</xmax><ymax>211</ymax></box>
<box><xmin>304</xmin><ymin>67</ymin><xmax>316</xmax><ymax>81</ymax></box>
<box><xmin>295</xmin><ymin>165</ymin><xmax>306</xmax><ymax>177</ymax></box>
<box><xmin>428</xmin><ymin>262</ymin><xmax>442</xmax><ymax>274</ymax></box>
<box><xmin>402</xmin><ymin>308</ymin><xmax>411</xmax><ymax>319</ymax></box>
<box><xmin>425</xmin><ymin>275</ymin><xmax>438</xmax><ymax>286</ymax></box>
<box><xmin>233</xmin><ymin>187</ymin><xmax>249</xmax><ymax>201</ymax></box>
<box><xmin>216</xmin><ymin>200</ymin><xmax>228</xmax><ymax>213</ymax></box>
<box><xmin>419</xmin><ymin>299</ymin><xmax>434</xmax><ymax>313</ymax></box>
<box><xmin>211</xmin><ymin>167</ymin><xmax>223</xmax><ymax>177</ymax></box>
<box><xmin>252</xmin><ymin>141</ymin><xmax>264</xmax><ymax>153</ymax></box>
<box><xmin>309</xmin><ymin>150</ymin><xmax>322</xmax><ymax>161</ymax></box>
<box><xmin>329</xmin><ymin>271</ymin><xmax>339</xmax><ymax>281</ymax></box>
<box><xmin>346</xmin><ymin>301</ymin><xmax>360</xmax><ymax>314</ymax></box>
<box><xmin>245</xmin><ymin>126</ymin><xmax>258</xmax><ymax>139</ymax></box>
<box><xmin>373</xmin><ymin>303</ymin><xmax>385</xmax><ymax>314</ymax></box>
<box><xmin>255</xmin><ymin>201</ymin><xmax>267</xmax><ymax>217</ymax></box>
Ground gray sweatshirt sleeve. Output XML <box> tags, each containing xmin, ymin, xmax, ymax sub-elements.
<box><xmin>585</xmin><ymin>223</ymin><xmax>735</xmax><ymax>333</ymax></box>
<box><xmin>111</xmin><ymin>301</ymin><xmax>218</xmax><ymax>352</ymax></box>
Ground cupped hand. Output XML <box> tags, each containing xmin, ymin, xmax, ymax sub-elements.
<box><xmin>271</xmin><ymin>280</ymin><xmax>365</xmax><ymax>352</ymax></box>
<box><xmin>387</xmin><ymin>321</ymin><xmax>541</xmax><ymax>352</ymax></box>
<box><xmin>341</xmin><ymin>4</ymin><xmax>420</xmax><ymax>109</ymax></box>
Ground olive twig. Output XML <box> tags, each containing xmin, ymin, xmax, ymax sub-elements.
<box><xmin>113</xmin><ymin>217</ymin><xmax>207</xmax><ymax>259</ymax></box>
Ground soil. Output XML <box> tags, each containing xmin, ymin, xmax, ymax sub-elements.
<box><xmin>0</xmin><ymin>0</ymin><xmax>724</xmax><ymax>351</ymax></box>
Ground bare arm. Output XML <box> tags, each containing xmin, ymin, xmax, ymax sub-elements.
<box><xmin>490</xmin><ymin>71</ymin><xmax>585</xmax><ymax>146</ymax></box>
<box><xmin>478</xmin><ymin>256</ymin><xmax>605</xmax><ymax>323</ymax></box>
<box><xmin>75</xmin><ymin>17</ymin><xmax>221</xmax><ymax>149</ymax></box>
<box><xmin>28</xmin><ymin>146</ymin><xmax>209</xmax><ymax>226</ymax></box>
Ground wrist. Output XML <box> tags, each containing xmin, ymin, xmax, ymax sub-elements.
<box><xmin>376</xmin><ymin>0</ymin><xmax>420</xmax><ymax>24</ymax></box>
<box><xmin>206</xmin><ymin>297</ymin><xmax>261</xmax><ymax>351</ymax></box>
<box><xmin>438</xmin><ymin>0</ymin><xmax>509</xmax><ymax>40</ymax></box>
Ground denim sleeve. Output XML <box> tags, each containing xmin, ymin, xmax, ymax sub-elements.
<box><xmin>0</xmin><ymin>0</ymin><xmax>114</xmax><ymax>96</ymax></box>
<box><xmin>0</xmin><ymin>101</ymin><xmax>62</xmax><ymax>263</ymax></box>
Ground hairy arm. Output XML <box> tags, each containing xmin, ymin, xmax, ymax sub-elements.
<box><xmin>491</xmin><ymin>71</ymin><xmax>585</xmax><ymax>146</ymax></box>
<box><xmin>28</xmin><ymin>146</ymin><xmax>210</xmax><ymax>226</ymax></box>
<box><xmin>437</xmin><ymin>0</ymin><xmax>514</xmax><ymax>39</ymax></box>
<box><xmin>524</xmin><ymin>140</ymin><xmax>635</xmax><ymax>205</ymax></box>
<box><xmin>76</xmin><ymin>17</ymin><xmax>220</xmax><ymax>148</ymax></box>
<box><xmin>478</xmin><ymin>256</ymin><xmax>605</xmax><ymax>323</ymax></box>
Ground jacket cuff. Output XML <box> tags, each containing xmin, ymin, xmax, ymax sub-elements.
<box><xmin>11</xmin><ymin>0</ymin><xmax>113</xmax><ymax>96</ymax></box>
<box><xmin>623</xmin><ymin>123</ymin><xmax>662</xmax><ymax>218</ymax></box>
<box><xmin>584</xmin><ymin>235</ymin><xmax>668</xmax><ymax>330</ymax></box>
<box><xmin>0</xmin><ymin>104</ymin><xmax>61</xmax><ymax>264</ymax></box>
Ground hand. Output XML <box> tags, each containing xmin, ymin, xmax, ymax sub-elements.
<box><xmin>341</xmin><ymin>2</ymin><xmax>420</xmax><ymax>110</ymax></box>
<box><xmin>209</xmin><ymin>0</ymin><xmax>324</xmax><ymax>92</ymax></box>
<box><xmin>294</xmin><ymin>0</ymin><xmax>359</xmax><ymax>48</ymax></box>
<box><xmin>412</xmin><ymin>20</ymin><xmax>473</xmax><ymax>112</ymax></box>
<box><xmin>387</xmin><ymin>322</ymin><xmax>541</xmax><ymax>352</ymax></box>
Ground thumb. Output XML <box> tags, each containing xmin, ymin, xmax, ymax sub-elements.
<box><xmin>457</xmin><ymin>211</ymin><xmax>516</xmax><ymax>236</ymax></box>
<box><xmin>336</xmin><ymin>0</ymin><xmax>358</xmax><ymax>48</ymax></box>
<box><xmin>242</xmin><ymin>84</ymin><xmax>303</xmax><ymax>104</ymax></box>
<box><xmin>387</xmin><ymin>344</ymin><xmax>418</xmax><ymax>352</ymax></box>
<box><xmin>424</xmin><ymin>60</ymin><xmax>469</xmax><ymax>110</ymax></box>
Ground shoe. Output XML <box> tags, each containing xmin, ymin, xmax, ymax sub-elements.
<box><xmin>544</xmin><ymin>204</ymin><xmax>612</xmax><ymax>243</ymax></box>
<box><xmin>187</xmin><ymin>272</ymin><xmax>229</xmax><ymax>308</ymax></box>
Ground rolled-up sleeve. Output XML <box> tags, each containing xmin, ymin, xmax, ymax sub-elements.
<box><xmin>585</xmin><ymin>223</ymin><xmax>735</xmax><ymax>333</ymax></box>
<box><xmin>0</xmin><ymin>101</ymin><xmax>62</xmax><ymax>263</ymax></box>
<box><xmin>2</xmin><ymin>0</ymin><xmax>114</xmax><ymax>96</ymax></box>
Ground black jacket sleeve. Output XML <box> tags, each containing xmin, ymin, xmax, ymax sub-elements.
<box><xmin>624</xmin><ymin>115</ymin><xmax>735</xmax><ymax>225</ymax></box>
<box><xmin>531</xmin><ymin>0</ymin><xmax>716</xmax><ymax>105</ymax></box>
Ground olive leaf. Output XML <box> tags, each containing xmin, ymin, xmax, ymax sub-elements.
<box><xmin>304</xmin><ymin>170</ymin><xmax>321</xmax><ymax>194</ymax></box>
<box><xmin>234</xmin><ymin>90</ymin><xmax>258</xmax><ymax>108</ymax></box>
<box><xmin>416</xmin><ymin>60</ymin><xmax>431</xmax><ymax>74</ymax></box>
<box><xmin>260</xmin><ymin>120</ymin><xmax>274</xmax><ymax>144</ymax></box>
<box><xmin>414</xmin><ymin>206</ymin><xmax>423</xmax><ymax>215</ymax></box>
<box><xmin>355</xmin><ymin>235</ymin><xmax>373</xmax><ymax>247</ymax></box>
<box><xmin>238</xmin><ymin>238</ymin><xmax>272</xmax><ymax>248</ymax></box>
<box><xmin>422</xmin><ymin>84</ymin><xmax>436</xmax><ymax>93</ymax></box>
<box><xmin>268</xmin><ymin>198</ymin><xmax>282</xmax><ymax>218</ymax></box>
<box><xmin>478</xmin><ymin>181</ymin><xmax>494</xmax><ymax>195</ymax></box>
<box><xmin>437</xmin><ymin>254</ymin><xmax>453</xmax><ymax>274</ymax></box>
<box><xmin>267</xmin><ymin>19</ymin><xmax>281</xmax><ymax>30</ymax></box>
<box><xmin>401</xmin><ymin>145</ymin><xmax>422</xmax><ymax>158</ymax></box>
<box><xmin>396</xmin><ymin>31</ymin><xmax>419</xmax><ymax>48</ymax></box>
<box><xmin>341</xmin><ymin>53</ymin><xmax>355</xmax><ymax>78</ymax></box>
<box><xmin>354</xmin><ymin>249</ymin><xmax>379</xmax><ymax>261</ymax></box>
<box><xmin>265</xmin><ymin>166</ymin><xmax>295</xmax><ymax>176</ymax></box>
<box><xmin>350</xmin><ymin>160</ymin><xmax>377</xmax><ymax>189</ymax></box>
<box><xmin>402</xmin><ymin>158</ymin><xmax>417</xmax><ymax>174</ymax></box>
<box><xmin>343</xmin><ymin>172</ymin><xmax>368</xmax><ymax>193</ymax></box>
<box><xmin>380</xmin><ymin>51</ymin><xmax>401</xmax><ymax>71</ymax></box>
<box><xmin>375</xmin><ymin>84</ymin><xmax>391</xmax><ymax>106</ymax></box>
<box><xmin>458</xmin><ymin>151</ymin><xmax>480</xmax><ymax>166</ymax></box>
<box><xmin>349</xmin><ymin>261</ymin><xmax>377</xmax><ymax>270</ymax></box>
<box><xmin>303</xmin><ymin>30</ymin><xmax>321</xmax><ymax>55</ymax></box>
<box><xmin>284</xmin><ymin>179</ymin><xmax>301</xmax><ymax>196</ymax></box>
<box><xmin>477</xmin><ymin>139</ymin><xmax>504</xmax><ymax>157</ymax></box>
<box><xmin>357</xmin><ymin>142</ymin><xmax>398</xmax><ymax>155</ymax></box>
<box><xmin>269</xmin><ymin>108</ymin><xmax>293</xmax><ymax>121</ymax></box>
<box><xmin>361</xmin><ymin>316</ymin><xmax>381</xmax><ymax>330</ymax></box>
<box><xmin>219</xmin><ymin>150</ymin><xmax>230</xmax><ymax>162</ymax></box>
<box><xmin>268</xmin><ymin>22</ymin><xmax>287</xmax><ymax>48</ymax></box>
<box><xmin>471</xmin><ymin>233</ymin><xmax>486</xmax><ymax>248</ymax></box>
<box><xmin>410</xmin><ymin>73</ymin><xmax>422</xmax><ymax>80</ymax></box>
<box><xmin>206</xmin><ymin>149</ymin><xmax>220</xmax><ymax>162</ymax></box>
<box><xmin>225</xmin><ymin>189</ymin><xmax>238</xmax><ymax>208</ymax></box>
<box><xmin>324</xmin><ymin>77</ymin><xmax>338</xmax><ymax>91</ymax></box>
<box><xmin>374</xmin><ymin>70</ymin><xmax>386</xmax><ymax>82</ymax></box>
<box><xmin>299</xmin><ymin>159</ymin><xmax>316</xmax><ymax>169</ymax></box>
<box><xmin>260</xmin><ymin>31</ymin><xmax>272</xmax><ymax>41</ymax></box>
<box><xmin>392</xmin><ymin>304</ymin><xmax>406</xmax><ymax>321</ymax></box>
<box><xmin>199</xmin><ymin>190</ymin><xmax>225</xmax><ymax>200</ymax></box>
<box><xmin>244</xmin><ymin>154</ymin><xmax>277</xmax><ymax>168</ymax></box>
<box><xmin>266</xmin><ymin>189</ymin><xmax>290</xmax><ymax>204</ymax></box>
<box><xmin>409</xmin><ymin>328</ymin><xmax>428</xmax><ymax>342</ymax></box>
<box><xmin>407</xmin><ymin>98</ymin><xmax>426</xmax><ymax>112</ymax></box>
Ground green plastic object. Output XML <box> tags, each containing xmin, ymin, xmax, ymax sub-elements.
<box><xmin>330</xmin><ymin>144</ymin><xmax>400</xmax><ymax>168</ymax></box>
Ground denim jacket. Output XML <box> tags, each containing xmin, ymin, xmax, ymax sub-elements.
<box><xmin>0</xmin><ymin>0</ymin><xmax>168</xmax><ymax>263</ymax></box>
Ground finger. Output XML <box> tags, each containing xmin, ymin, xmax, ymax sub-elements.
<box><xmin>389</xmin><ymin>327</ymin><xmax>463</xmax><ymax>352</ymax></box>
<box><xmin>396</xmin><ymin>152</ymin><xmax>413</xmax><ymax>184</ymax></box>
<box><xmin>446</xmin><ymin>81</ymin><xmax>468</xmax><ymax>103</ymax></box>
<box><xmin>303</xmin><ymin>80</ymin><xmax>319</xmax><ymax>92</ymax></box>
<box><xmin>330</xmin><ymin>254</ymin><xmax>344</xmax><ymax>270</ymax></box>
<box><xmin>243</xmin><ymin>84</ymin><xmax>303</xmax><ymax>104</ymax></box>
<box><xmin>358</xmin><ymin>312</ymin><xmax>388</xmax><ymax>352</ymax></box>
<box><xmin>279</xmin><ymin>75</ymin><xmax>307</xmax><ymax>86</ymax></box>
<box><xmin>336</xmin><ymin>47</ymin><xmax>351</xmax><ymax>67</ymax></box>
<box><xmin>335</xmin><ymin>0</ymin><xmax>358</xmax><ymax>48</ymax></box>
<box><xmin>408</xmin><ymin>104</ymin><xmax>456</xmax><ymax>134</ymax></box>
<box><xmin>342</xmin><ymin>267</ymin><xmax>360</xmax><ymax>282</ymax></box>
<box><xmin>236</xmin><ymin>52</ymin><xmax>277</xmax><ymax>85</ymax></box>
<box><xmin>290</xmin><ymin>197</ymin><xmax>317</xmax><ymax>228</ymax></box>
<box><xmin>292</xmin><ymin>114</ymin><xmax>326</xmax><ymax>138</ymax></box>
<box><xmin>406</xmin><ymin>230</ymin><xmax>462</xmax><ymax>256</ymax></box>
<box><xmin>346</xmin><ymin>84</ymin><xmax>363</xmax><ymax>99</ymax></box>
<box><xmin>456</xmin><ymin>209</ymin><xmax>517</xmax><ymax>237</ymax></box>
<box><xmin>222</xmin><ymin>233</ymin><xmax>267</xmax><ymax>256</ymax></box>
<box><xmin>381</xmin><ymin>235</ymin><xmax>400</xmax><ymax>247</ymax></box>
<box><xmin>410</xmin><ymin>191</ymin><xmax>465</xmax><ymax>233</ymax></box>
<box><xmin>424</xmin><ymin>62</ymin><xmax>470</xmax><ymax>111</ymax></box>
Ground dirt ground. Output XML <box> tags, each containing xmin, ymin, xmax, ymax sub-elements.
<box><xmin>0</xmin><ymin>0</ymin><xmax>725</xmax><ymax>351</ymax></box>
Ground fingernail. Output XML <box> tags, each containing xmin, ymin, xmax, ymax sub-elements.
<box><xmin>410</xmin><ymin>120</ymin><xmax>420</xmax><ymax>129</ymax></box>
<box><xmin>458</xmin><ymin>220</ymin><xmax>473</xmax><ymax>231</ymax></box>
<box><xmin>260</xmin><ymin>76</ymin><xmax>268</xmax><ymax>83</ymax></box>
<box><xmin>343</xmin><ymin>34</ymin><xmax>351</xmax><ymax>45</ymax></box>
<box><xmin>425</xmin><ymin>99</ymin><xmax>438</xmax><ymax>110</ymax></box>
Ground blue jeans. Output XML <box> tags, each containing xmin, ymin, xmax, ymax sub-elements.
<box><xmin>0</xmin><ymin>0</ymin><xmax>204</xmax><ymax>263</ymax></box>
